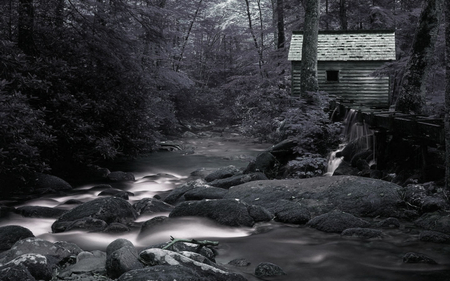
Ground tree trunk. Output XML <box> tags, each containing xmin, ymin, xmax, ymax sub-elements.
<box><xmin>18</xmin><ymin>0</ymin><xmax>38</xmax><ymax>56</ymax></box>
<box><xmin>244</xmin><ymin>0</ymin><xmax>264</xmax><ymax>75</ymax></box>
<box><xmin>395</xmin><ymin>0</ymin><xmax>443</xmax><ymax>113</ymax></box>
<box><xmin>276</xmin><ymin>0</ymin><xmax>285</xmax><ymax>49</ymax></box>
<box><xmin>339</xmin><ymin>0</ymin><xmax>347</xmax><ymax>30</ymax></box>
<box><xmin>445</xmin><ymin>0</ymin><xmax>450</xmax><ymax>195</ymax></box>
<box><xmin>299</xmin><ymin>0</ymin><xmax>320</xmax><ymax>102</ymax></box>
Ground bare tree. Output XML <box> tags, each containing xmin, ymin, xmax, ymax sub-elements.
<box><xmin>18</xmin><ymin>0</ymin><xmax>37</xmax><ymax>56</ymax></box>
<box><xmin>445</xmin><ymin>0</ymin><xmax>450</xmax><ymax>195</ymax></box>
<box><xmin>276</xmin><ymin>0</ymin><xmax>285</xmax><ymax>49</ymax></box>
<box><xmin>299</xmin><ymin>0</ymin><xmax>320</xmax><ymax>102</ymax></box>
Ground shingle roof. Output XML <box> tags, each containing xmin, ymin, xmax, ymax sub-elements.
<box><xmin>288</xmin><ymin>30</ymin><xmax>396</xmax><ymax>61</ymax></box>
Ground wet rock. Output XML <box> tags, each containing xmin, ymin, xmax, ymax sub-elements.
<box><xmin>169</xmin><ymin>199</ymin><xmax>255</xmax><ymax>227</ymax></box>
<box><xmin>307</xmin><ymin>210</ymin><xmax>370</xmax><ymax>233</ymax></box>
<box><xmin>0</xmin><ymin>263</ymin><xmax>36</xmax><ymax>281</ymax></box>
<box><xmin>3</xmin><ymin>253</ymin><xmax>54</xmax><ymax>280</ymax></box>
<box><xmin>103</xmin><ymin>223</ymin><xmax>130</xmax><ymax>233</ymax></box>
<box><xmin>0</xmin><ymin>238</ymin><xmax>72</xmax><ymax>274</ymax></box>
<box><xmin>35</xmin><ymin>173</ymin><xmax>72</xmax><ymax>191</ymax></box>
<box><xmin>117</xmin><ymin>265</ymin><xmax>202</xmax><ymax>281</ymax></box>
<box><xmin>204</xmin><ymin>165</ymin><xmax>241</xmax><ymax>182</ymax></box>
<box><xmin>403</xmin><ymin>252</ymin><xmax>438</xmax><ymax>264</ymax></box>
<box><xmin>54</xmin><ymin>241</ymin><xmax>83</xmax><ymax>256</ymax></box>
<box><xmin>254</xmin><ymin>262</ymin><xmax>286</xmax><ymax>277</ymax></box>
<box><xmin>272</xmin><ymin>199</ymin><xmax>311</xmax><ymax>224</ymax></box>
<box><xmin>163</xmin><ymin>180</ymin><xmax>208</xmax><ymax>205</ymax></box>
<box><xmin>58</xmin><ymin>250</ymin><xmax>107</xmax><ymax>278</ymax></box>
<box><xmin>208</xmin><ymin>172</ymin><xmax>268</xmax><ymax>189</ymax></box>
<box><xmin>269</xmin><ymin>139</ymin><xmax>297</xmax><ymax>163</ymax></box>
<box><xmin>247</xmin><ymin>204</ymin><xmax>274</xmax><ymax>223</ymax></box>
<box><xmin>51</xmin><ymin>197</ymin><xmax>138</xmax><ymax>233</ymax></box>
<box><xmin>0</xmin><ymin>225</ymin><xmax>34</xmax><ymax>252</ymax></box>
<box><xmin>139</xmin><ymin>248</ymin><xmax>246</xmax><ymax>281</ymax></box>
<box><xmin>333</xmin><ymin>160</ymin><xmax>359</xmax><ymax>176</ymax></box>
<box><xmin>106</xmin><ymin>171</ymin><xmax>135</xmax><ymax>182</ymax></box>
<box><xmin>139</xmin><ymin>216</ymin><xmax>169</xmax><ymax>237</ymax></box>
<box><xmin>106</xmin><ymin>239</ymin><xmax>143</xmax><ymax>279</ymax></box>
<box><xmin>419</xmin><ymin>230</ymin><xmax>450</xmax><ymax>243</ymax></box>
<box><xmin>414</xmin><ymin>213</ymin><xmax>450</xmax><ymax>235</ymax></box>
<box><xmin>225</xmin><ymin>176</ymin><xmax>402</xmax><ymax>218</ymax></box>
<box><xmin>341</xmin><ymin>228</ymin><xmax>383</xmax><ymax>239</ymax></box>
<box><xmin>98</xmin><ymin>188</ymin><xmax>133</xmax><ymax>200</ymax></box>
<box><xmin>421</xmin><ymin>196</ymin><xmax>448</xmax><ymax>213</ymax></box>
<box><xmin>133</xmin><ymin>198</ymin><xmax>173</xmax><ymax>215</ymax></box>
<box><xmin>184</xmin><ymin>186</ymin><xmax>228</xmax><ymax>200</ymax></box>
<box><xmin>15</xmin><ymin>206</ymin><xmax>67</xmax><ymax>218</ymax></box>
<box><xmin>376</xmin><ymin>217</ymin><xmax>401</xmax><ymax>228</ymax></box>
<box><xmin>244</xmin><ymin>152</ymin><xmax>277</xmax><ymax>178</ymax></box>
<box><xmin>0</xmin><ymin>206</ymin><xmax>15</xmax><ymax>218</ymax></box>
<box><xmin>228</xmin><ymin>258</ymin><xmax>251</xmax><ymax>267</ymax></box>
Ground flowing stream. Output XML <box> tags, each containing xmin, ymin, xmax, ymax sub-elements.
<box><xmin>1</xmin><ymin>131</ymin><xmax>450</xmax><ymax>281</ymax></box>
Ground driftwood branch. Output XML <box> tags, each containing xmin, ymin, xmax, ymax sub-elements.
<box><xmin>162</xmin><ymin>236</ymin><xmax>219</xmax><ymax>250</ymax></box>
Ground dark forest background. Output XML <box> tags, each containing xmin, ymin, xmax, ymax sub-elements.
<box><xmin>0</xmin><ymin>0</ymin><xmax>445</xmax><ymax>191</ymax></box>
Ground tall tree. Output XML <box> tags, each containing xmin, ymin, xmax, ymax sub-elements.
<box><xmin>18</xmin><ymin>0</ymin><xmax>37</xmax><ymax>56</ymax></box>
<box><xmin>300</xmin><ymin>0</ymin><xmax>320</xmax><ymax>102</ymax></box>
<box><xmin>395</xmin><ymin>0</ymin><xmax>443</xmax><ymax>113</ymax></box>
<box><xmin>339</xmin><ymin>0</ymin><xmax>348</xmax><ymax>30</ymax></box>
<box><xmin>276</xmin><ymin>0</ymin><xmax>285</xmax><ymax>49</ymax></box>
<box><xmin>445</xmin><ymin>0</ymin><xmax>450</xmax><ymax>195</ymax></box>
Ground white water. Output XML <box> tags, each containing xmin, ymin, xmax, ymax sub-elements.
<box><xmin>326</xmin><ymin>109</ymin><xmax>376</xmax><ymax>175</ymax></box>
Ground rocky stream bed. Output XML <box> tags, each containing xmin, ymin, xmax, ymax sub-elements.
<box><xmin>0</xmin><ymin>129</ymin><xmax>450</xmax><ymax>280</ymax></box>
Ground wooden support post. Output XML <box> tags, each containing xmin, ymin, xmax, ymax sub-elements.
<box><xmin>374</xmin><ymin>129</ymin><xmax>387</xmax><ymax>170</ymax></box>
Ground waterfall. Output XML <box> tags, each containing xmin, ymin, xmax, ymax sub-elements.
<box><xmin>326</xmin><ymin>109</ymin><xmax>376</xmax><ymax>176</ymax></box>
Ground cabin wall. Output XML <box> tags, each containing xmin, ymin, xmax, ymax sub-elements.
<box><xmin>291</xmin><ymin>61</ymin><xmax>391</xmax><ymax>109</ymax></box>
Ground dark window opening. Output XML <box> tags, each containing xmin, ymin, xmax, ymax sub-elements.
<box><xmin>327</xmin><ymin>70</ymin><xmax>339</xmax><ymax>82</ymax></box>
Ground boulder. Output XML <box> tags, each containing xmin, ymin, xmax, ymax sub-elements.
<box><xmin>133</xmin><ymin>198</ymin><xmax>174</xmax><ymax>215</ymax></box>
<box><xmin>0</xmin><ymin>263</ymin><xmax>36</xmax><ymax>281</ymax></box>
<box><xmin>106</xmin><ymin>239</ymin><xmax>143</xmax><ymax>279</ymax></box>
<box><xmin>228</xmin><ymin>258</ymin><xmax>251</xmax><ymax>267</ymax></box>
<box><xmin>402</xmin><ymin>252</ymin><xmax>438</xmax><ymax>264</ymax></box>
<box><xmin>376</xmin><ymin>217</ymin><xmax>401</xmax><ymax>229</ymax></box>
<box><xmin>103</xmin><ymin>223</ymin><xmax>130</xmax><ymax>233</ymax></box>
<box><xmin>98</xmin><ymin>188</ymin><xmax>134</xmax><ymax>200</ymax></box>
<box><xmin>169</xmin><ymin>199</ymin><xmax>257</xmax><ymax>227</ymax></box>
<box><xmin>246</xmin><ymin>205</ymin><xmax>274</xmax><ymax>223</ymax></box>
<box><xmin>106</xmin><ymin>171</ymin><xmax>135</xmax><ymax>182</ymax></box>
<box><xmin>244</xmin><ymin>152</ymin><xmax>278</xmax><ymax>178</ymax></box>
<box><xmin>35</xmin><ymin>173</ymin><xmax>72</xmax><ymax>191</ymax></box>
<box><xmin>15</xmin><ymin>206</ymin><xmax>67</xmax><ymax>218</ymax></box>
<box><xmin>272</xmin><ymin>199</ymin><xmax>311</xmax><ymax>224</ymax></box>
<box><xmin>269</xmin><ymin>139</ymin><xmax>296</xmax><ymax>163</ymax></box>
<box><xmin>0</xmin><ymin>238</ymin><xmax>72</xmax><ymax>270</ymax></box>
<box><xmin>51</xmin><ymin>197</ymin><xmax>138</xmax><ymax>233</ymax></box>
<box><xmin>0</xmin><ymin>225</ymin><xmax>34</xmax><ymax>252</ymax></box>
<box><xmin>139</xmin><ymin>216</ymin><xmax>170</xmax><ymax>237</ymax></box>
<box><xmin>208</xmin><ymin>173</ymin><xmax>268</xmax><ymax>189</ymax></box>
<box><xmin>3</xmin><ymin>253</ymin><xmax>54</xmax><ymax>280</ymax></box>
<box><xmin>139</xmin><ymin>248</ymin><xmax>246</xmax><ymax>281</ymax></box>
<box><xmin>154</xmin><ymin>241</ymin><xmax>216</xmax><ymax>262</ymax></box>
<box><xmin>58</xmin><ymin>250</ymin><xmax>107</xmax><ymax>278</ymax></box>
<box><xmin>419</xmin><ymin>230</ymin><xmax>450</xmax><ymax>243</ymax></box>
<box><xmin>341</xmin><ymin>228</ymin><xmax>383</xmax><ymax>239</ymax></box>
<box><xmin>204</xmin><ymin>165</ymin><xmax>241</xmax><ymax>182</ymax></box>
<box><xmin>184</xmin><ymin>186</ymin><xmax>228</xmax><ymax>200</ymax></box>
<box><xmin>307</xmin><ymin>210</ymin><xmax>370</xmax><ymax>233</ymax></box>
<box><xmin>254</xmin><ymin>262</ymin><xmax>286</xmax><ymax>277</ymax></box>
<box><xmin>117</xmin><ymin>265</ymin><xmax>208</xmax><ymax>281</ymax></box>
<box><xmin>163</xmin><ymin>180</ymin><xmax>209</xmax><ymax>205</ymax></box>
<box><xmin>224</xmin><ymin>176</ymin><xmax>402</xmax><ymax>218</ymax></box>
<box><xmin>414</xmin><ymin>213</ymin><xmax>450</xmax><ymax>235</ymax></box>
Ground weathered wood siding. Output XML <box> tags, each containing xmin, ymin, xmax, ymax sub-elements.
<box><xmin>292</xmin><ymin>61</ymin><xmax>390</xmax><ymax>109</ymax></box>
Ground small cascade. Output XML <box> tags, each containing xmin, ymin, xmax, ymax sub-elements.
<box><xmin>326</xmin><ymin>109</ymin><xmax>376</xmax><ymax>176</ymax></box>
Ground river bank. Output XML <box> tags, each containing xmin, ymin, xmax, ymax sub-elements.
<box><xmin>1</xmin><ymin>128</ymin><xmax>450</xmax><ymax>280</ymax></box>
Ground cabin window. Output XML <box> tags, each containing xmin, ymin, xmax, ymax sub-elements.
<box><xmin>326</xmin><ymin>70</ymin><xmax>339</xmax><ymax>82</ymax></box>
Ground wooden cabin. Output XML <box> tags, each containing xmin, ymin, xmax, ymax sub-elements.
<box><xmin>288</xmin><ymin>30</ymin><xmax>396</xmax><ymax>109</ymax></box>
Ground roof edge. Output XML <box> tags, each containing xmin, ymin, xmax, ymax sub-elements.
<box><xmin>292</xmin><ymin>30</ymin><xmax>395</xmax><ymax>35</ymax></box>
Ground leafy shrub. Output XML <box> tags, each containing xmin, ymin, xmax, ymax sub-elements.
<box><xmin>285</xmin><ymin>153</ymin><xmax>328</xmax><ymax>178</ymax></box>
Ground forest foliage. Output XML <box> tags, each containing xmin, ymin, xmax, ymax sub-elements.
<box><xmin>0</xmin><ymin>0</ymin><xmax>444</xmax><ymax>189</ymax></box>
